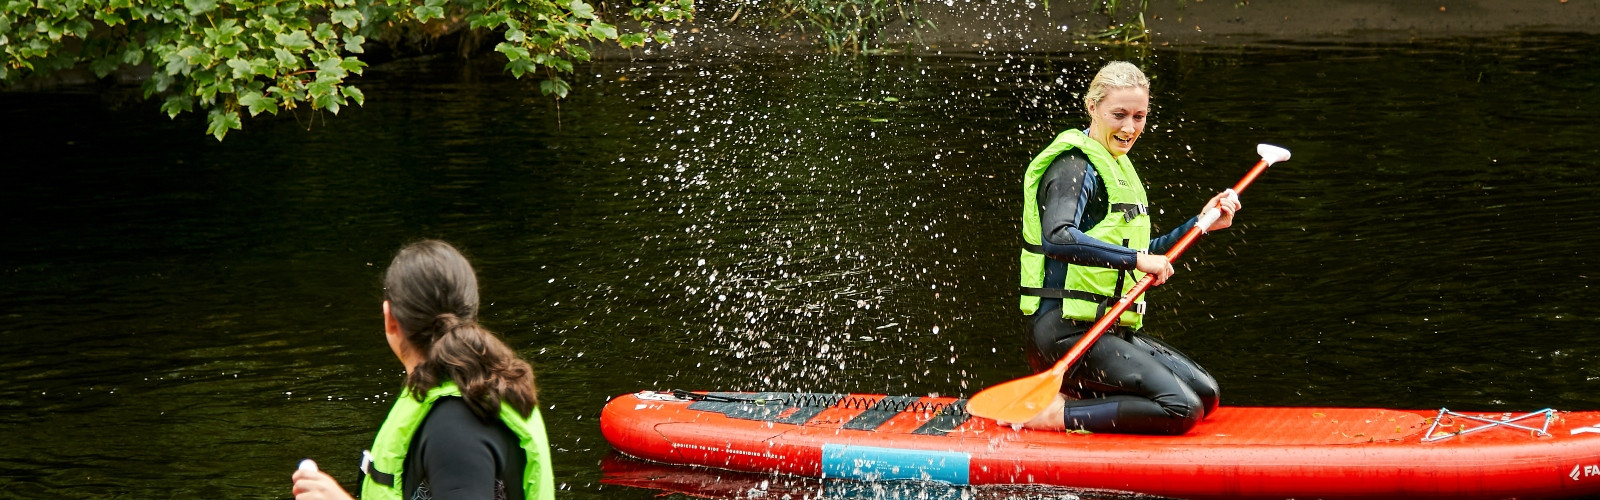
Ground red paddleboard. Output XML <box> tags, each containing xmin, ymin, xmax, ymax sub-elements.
<box><xmin>600</xmin><ymin>390</ymin><xmax>1600</xmax><ymax>499</ymax></box>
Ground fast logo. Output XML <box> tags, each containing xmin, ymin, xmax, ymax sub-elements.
<box><xmin>1570</xmin><ymin>464</ymin><xmax>1600</xmax><ymax>481</ymax></box>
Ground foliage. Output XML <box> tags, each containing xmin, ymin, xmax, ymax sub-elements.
<box><xmin>1088</xmin><ymin>0</ymin><xmax>1151</xmax><ymax>43</ymax></box>
<box><xmin>741</xmin><ymin>0</ymin><xmax>929</xmax><ymax>54</ymax></box>
<box><xmin>2</xmin><ymin>0</ymin><xmax>693</xmax><ymax>140</ymax></box>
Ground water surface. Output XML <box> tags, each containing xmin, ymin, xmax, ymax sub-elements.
<box><xmin>3</xmin><ymin>34</ymin><xmax>1599</xmax><ymax>498</ymax></box>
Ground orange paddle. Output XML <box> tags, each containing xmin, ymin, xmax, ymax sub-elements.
<box><xmin>968</xmin><ymin>144</ymin><xmax>1292</xmax><ymax>425</ymax></box>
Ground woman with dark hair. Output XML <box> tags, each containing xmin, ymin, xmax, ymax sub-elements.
<box><xmin>292</xmin><ymin>240</ymin><xmax>555</xmax><ymax>500</ymax></box>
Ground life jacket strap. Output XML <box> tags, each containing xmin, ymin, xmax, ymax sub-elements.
<box><xmin>1019</xmin><ymin>287</ymin><xmax>1147</xmax><ymax>315</ymax></box>
<box><xmin>361</xmin><ymin>449</ymin><xmax>396</xmax><ymax>486</ymax></box>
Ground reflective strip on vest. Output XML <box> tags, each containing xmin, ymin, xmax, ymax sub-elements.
<box><xmin>360</xmin><ymin>381</ymin><xmax>557</xmax><ymax>500</ymax></box>
<box><xmin>1019</xmin><ymin>129</ymin><xmax>1152</xmax><ymax>329</ymax></box>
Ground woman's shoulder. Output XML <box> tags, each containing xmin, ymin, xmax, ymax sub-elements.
<box><xmin>1045</xmin><ymin>149</ymin><xmax>1099</xmax><ymax>183</ymax></box>
<box><xmin>414</xmin><ymin>396</ymin><xmax>521</xmax><ymax>463</ymax></box>
<box><xmin>424</xmin><ymin>396</ymin><xmax>502</xmax><ymax>431</ymax></box>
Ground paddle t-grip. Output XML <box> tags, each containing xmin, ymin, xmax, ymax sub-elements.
<box><xmin>1197</xmin><ymin>144</ymin><xmax>1290</xmax><ymax>233</ymax></box>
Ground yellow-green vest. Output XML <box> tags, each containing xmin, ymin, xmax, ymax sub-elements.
<box><xmin>1020</xmin><ymin>129</ymin><xmax>1152</xmax><ymax>329</ymax></box>
<box><xmin>360</xmin><ymin>381</ymin><xmax>556</xmax><ymax>500</ymax></box>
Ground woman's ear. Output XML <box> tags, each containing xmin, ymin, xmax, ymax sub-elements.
<box><xmin>383</xmin><ymin>301</ymin><xmax>402</xmax><ymax>336</ymax></box>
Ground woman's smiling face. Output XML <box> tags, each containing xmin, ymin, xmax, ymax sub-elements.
<box><xmin>1087</xmin><ymin>86</ymin><xmax>1149</xmax><ymax>158</ymax></box>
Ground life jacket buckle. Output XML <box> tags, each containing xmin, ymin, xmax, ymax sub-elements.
<box><xmin>361</xmin><ymin>449</ymin><xmax>396</xmax><ymax>486</ymax></box>
<box><xmin>1112</xmin><ymin>203</ymin><xmax>1148</xmax><ymax>223</ymax></box>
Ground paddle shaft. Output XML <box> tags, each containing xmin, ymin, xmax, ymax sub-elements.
<box><xmin>1045</xmin><ymin>157</ymin><xmax>1274</xmax><ymax>378</ymax></box>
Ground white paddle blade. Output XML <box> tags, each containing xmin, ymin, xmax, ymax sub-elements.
<box><xmin>1257</xmin><ymin>144</ymin><xmax>1292</xmax><ymax>166</ymax></box>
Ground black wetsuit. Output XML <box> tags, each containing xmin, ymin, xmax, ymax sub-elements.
<box><xmin>401</xmin><ymin>397</ymin><xmax>527</xmax><ymax>500</ymax></box>
<box><xmin>1028</xmin><ymin>149</ymin><xmax>1221</xmax><ymax>435</ymax></box>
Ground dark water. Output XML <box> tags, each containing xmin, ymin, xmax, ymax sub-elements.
<box><xmin>3</xmin><ymin>33</ymin><xmax>1600</xmax><ymax>498</ymax></box>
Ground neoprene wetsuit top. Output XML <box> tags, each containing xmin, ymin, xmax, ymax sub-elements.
<box><xmin>402</xmin><ymin>397</ymin><xmax>527</xmax><ymax>500</ymax></box>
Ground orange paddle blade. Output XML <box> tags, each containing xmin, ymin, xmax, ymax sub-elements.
<box><xmin>966</xmin><ymin>369</ymin><xmax>1064</xmax><ymax>424</ymax></box>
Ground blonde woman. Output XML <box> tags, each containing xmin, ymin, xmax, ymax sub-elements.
<box><xmin>1017</xmin><ymin>61</ymin><xmax>1238</xmax><ymax>435</ymax></box>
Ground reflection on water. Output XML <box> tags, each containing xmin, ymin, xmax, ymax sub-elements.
<box><xmin>2</xmin><ymin>34</ymin><xmax>1599</xmax><ymax>498</ymax></box>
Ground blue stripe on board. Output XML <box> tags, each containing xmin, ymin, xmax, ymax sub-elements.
<box><xmin>820</xmin><ymin>444</ymin><xmax>971</xmax><ymax>484</ymax></box>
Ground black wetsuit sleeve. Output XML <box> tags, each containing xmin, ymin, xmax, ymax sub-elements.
<box><xmin>1037</xmin><ymin>152</ymin><xmax>1139</xmax><ymax>270</ymax></box>
<box><xmin>1150</xmin><ymin>216</ymin><xmax>1198</xmax><ymax>255</ymax></box>
<box><xmin>405</xmin><ymin>397</ymin><xmax>526</xmax><ymax>500</ymax></box>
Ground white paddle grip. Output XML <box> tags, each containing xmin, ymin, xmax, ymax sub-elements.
<box><xmin>1197</xmin><ymin>208</ymin><xmax>1222</xmax><ymax>234</ymax></box>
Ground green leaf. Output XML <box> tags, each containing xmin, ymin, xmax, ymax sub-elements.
<box><xmin>315</xmin><ymin>56</ymin><xmax>347</xmax><ymax>80</ymax></box>
<box><xmin>273</xmin><ymin>47</ymin><xmax>300</xmax><ymax>68</ymax></box>
<box><xmin>149</xmin><ymin>71</ymin><xmax>176</xmax><ymax>94</ymax></box>
<box><xmin>315</xmin><ymin>91</ymin><xmax>342</xmax><ymax>114</ymax></box>
<box><xmin>331</xmin><ymin>8</ymin><xmax>363</xmax><ymax>28</ymax></box>
<box><xmin>587</xmin><ymin>21</ymin><xmax>617</xmax><ymax>40</ymax></box>
<box><xmin>618</xmin><ymin>33</ymin><xmax>646</xmax><ymax>48</ymax></box>
<box><xmin>181</xmin><ymin>45</ymin><xmax>215</xmax><ymax>68</ymax></box>
<box><xmin>215</xmin><ymin>42</ymin><xmax>244</xmax><ymax>59</ymax></box>
<box><xmin>161</xmin><ymin>94</ymin><xmax>194</xmax><ymax>118</ymax></box>
<box><xmin>206</xmin><ymin>108</ymin><xmax>241</xmax><ymax>140</ymax></box>
<box><xmin>276</xmin><ymin>30</ymin><xmax>312</xmax><ymax>51</ymax></box>
<box><xmin>494</xmin><ymin>42</ymin><xmax>530</xmax><ymax>61</ymax></box>
<box><xmin>567</xmin><ymin>44</ymin><xmax>590</xmax><ymax>62</ymax></box>
<box><xmin>539</xmin><ymin>77</ymin><xmax>570</xmax><ymax>98</ymax></box>
<box><xmin>341</xmin><ymin>85</ymin><xmax>365</xmax><ymax>106</ymax></box>
<box><xmin>312</xmin><ymin>23</ymin><xmax>337</xmax><ymax>45</ymax></box>
<box><xmin>249</xmin><ymin>58</ymin><xmax>272</xmax><ymax>76</ymax></box>
<box><xmin>93</xmin><ymin>8</ymin><xmax>127</xmax><ymax>25</ymax></box>
<box><xmin>569</xmin><ymin>0</ymin><xmax>596</xmax><ymax>20</ymax></box>
<box><xmin>226</xmin><ymin>57</ymin><xmax>253</xmax><ymax>78</ymax></box>
<box><xmin>413</xmin><ymin>0</ymin><xmax>446</xmax><ymax>22</ymax></box>
<box><xmin>470</xmin><ymin>11</ymin><xmax>510</xmax><ymax>29</ymax></box>
<box><xmin>203</xmin><ymin>19</ymin><xmax>242</xmax><ymax>45</ymax></box>
<box><xmin>413</xmin><ymin>5</ymin><xmax>444</xmax><ymax>21</ymax></box>
<box><xmin>257</xmin><ymin>16</ymin><xmax>283</xmax><ymax>34</ymax></box>
<box><xmin>307</xmin><ymin>79</ymin><xmax>335</xmax><ymax>98</ymax></box>
<box><xmin>504</xmin><ymin>57</ymin><xmax>536</xmax><ymax>78</ymax></box>
<box><xmin>238</xmin><ymin>90</ymin><xmax>279</xmax><ymax>115</ymax></box>
<box><xmin>184</xmin><ymin>0</ymin><xmax>216</xmax><ymax>15</ymax></box>
<box><xmin>339</xmin><ymin>57</ymin><xmax>366</xmax><ymax>74</ymax></box>
<box><xmin>88</xmin><ymin>57</ymin><xmax>118</xmax><ymax>78</ymax></box>
<box><xmin>342</xmin><ymin>33</ymin><xmax>366</xmax><ymax>54</ymax></box>
<box><xmin>535</xmin><ymin>53</ymin><xmax>573</xmax><ymax>73</ymax></box>
<box><xmin>121</xmin><ymin>46</ymin><xmax>144</xmax><ymax>65</ymax></box>
<box><xmin>504</xmin><ymin>27</ymin><xmax>525</xmax><ymax>43</ymax></box>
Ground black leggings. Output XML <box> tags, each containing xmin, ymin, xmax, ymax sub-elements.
<box><xmin>1026</xmin><ymin>312</ymin><xmax>1220</xmax><ymax>435</ymax></box>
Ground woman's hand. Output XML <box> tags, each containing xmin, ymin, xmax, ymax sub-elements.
<box><xmin>1136</xmin><ymin>252</ymin><xmax>1174</xmax><ymax>286</ymax></box>
<box><xmin>1200</xmin><ymin>189</ymin><xmax>1242</xmax><ymax>232</ymax></box>
<box><xmin>291</xmin><ymin>462</ymin><xmax>355</xmax><ymax>500</ymax></box>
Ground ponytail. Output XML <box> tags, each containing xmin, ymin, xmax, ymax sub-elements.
<box><xmin>384</xmin><ymin>240</ymin><xmax>539</xmax><ymax>419</ymax></box>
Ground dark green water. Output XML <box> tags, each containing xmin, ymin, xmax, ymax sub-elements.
<box><xmin>3</xmin><ymin>34</ymin><xmax>1600</xmax><ymax>498</ymax></box>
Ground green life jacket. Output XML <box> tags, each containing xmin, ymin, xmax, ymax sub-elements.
<box><xmin>1020</xmin><ymin>129</ymin><xmax>1152</xmax><ymax>329</ymax></box>
<box><xmin>360</xmin><ymin>381</ymin><xmax>556</xmax><ymax>500</ymax></box>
